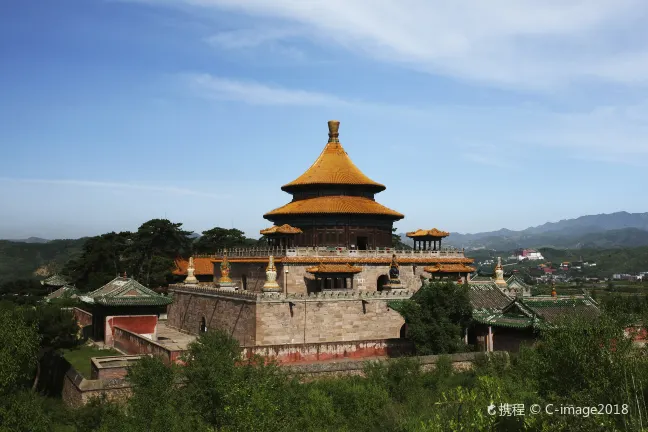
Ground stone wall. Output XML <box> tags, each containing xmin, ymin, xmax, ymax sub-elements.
<box><xmin>62</xmin><ymin>366</ymin><xmax>132</xmax><ymax>408</ymax></box>
<box><xmin>255</xmin><ymin>295</ymin><xmax>406</xmax><ymax>345</ymax></box>
<box><xmin>90</xmin><ymin>356</ymin><xmax>143</xmax><ymax>380</ymax></box>
<box><xmin>243</xmin><ymin>338</ymin><xmax>413</xmax><ymax>364</ymax></box>
<box><xmin>258</xmin><ymin>262</ymin><xmax>426</xmax><ymax>294</ymax></box>
<box><xmin>285</xmin><ymin>351</ymin><xmax>507</xmax><ymax>381</ymax></box>
<box><xmin>113</xmin><ymin>327</ymin><xmax>183</xmax><ymax>364</ymax></box>
<box><xmin>166</xmin><ymin>288</ymin><xmax>257</xmax><ymax>345</ymax></box>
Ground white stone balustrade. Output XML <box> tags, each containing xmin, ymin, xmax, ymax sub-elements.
<box><xmin>195</xmin><ymin>246</ymin><xmax>465</xmax><ymax>259</ymax></box>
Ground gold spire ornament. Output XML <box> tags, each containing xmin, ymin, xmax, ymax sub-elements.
<box><xmin>217</xmin><ymin>249</ymin><xmax>236</xmax><ymax>289</ymax></box>
<box><xmin>184</xmin><ymin>256</ymin><xmax>199</xmax><ymax>284</ymax></box>
<box><xmin>262</xmin><ymin>255</ymin><xmax>281</xmax><ymax>292</ymax></box>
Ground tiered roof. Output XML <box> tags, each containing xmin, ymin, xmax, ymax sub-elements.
<box><xmin>406</xmin><ymin>229</ymin><xmax>450</xmax><ymax>238</ymax></box>
<box><xmin>260</xmin><ymin>224</ymin><xmax>303</xmax><ymax>235</ymax></box>
<box><xmin>264</xmin><ymin>196</ymin><xmax>403</xmax><ymax>218</ymax></box>
<box><xmin>306</xmin><ymin>263</ymin><xmax>363</xmax><ymax>274</ymax></box>
<box><xmin>80</xmin><ymin>277</ymin><xmax>172</xmax><ymax>307</ymax></box>
<box><xmin>281</xmin><ymin>120</ymin><xmax>386</xmax><ymax>193</ymax></box>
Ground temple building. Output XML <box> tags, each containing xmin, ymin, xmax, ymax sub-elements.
<box><xmin>167</xmin><ymin>120</ymin><xmax>475</xmax><ymax>360</ymax></box>
<box><xmin>78</xmin><ymin>275</ymin><xmax>172</xmax><ymax>346</ymax></box>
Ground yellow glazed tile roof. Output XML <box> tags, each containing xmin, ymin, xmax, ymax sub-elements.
<box><xmin>259</xmin><ymin>224</ymin><xmax>304</xmax><ymax>235</ymax></box>
<box><xmin>306</xmin><ymin>263</ymin><xmax>363</xmax><ymax>274</ymax></box>
<box><xmin>264</xmin><ymin>196</ymin><xmax>404</xmax><ymax>219</ymax></box>
<box><xmin>406</xmin><ymin>228</ymin><xmax>450</xmax><ymax>238</ymax></box>
<box><xmin>281</xmin><ymin>121</ymin><xmax>386</xmax><ymax>192</ymax></box>
<box><xmin>424</xmin><ymin>264</ymin><xmax>476</xmax><ymax>273</ymax></box>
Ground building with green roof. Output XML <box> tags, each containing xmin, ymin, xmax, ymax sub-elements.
<box><xmin>78</xmin><ymin>276</ymin><xmax>172</xmax><ymax>345</ymax></box>
<box><xmin>467</xmin><ymin>281</ymin><xmax>600</xmax><ymax>352</ymax></box>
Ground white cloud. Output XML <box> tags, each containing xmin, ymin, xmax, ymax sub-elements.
<box><xmin>205</xmin><ymin>28</ymin><xmax>299</xmax><ymax>50</ymax></box>
<box><xmin>0</xmin><ymin>178</ymin><xmax>229</xmax><ymax>199</ymax></box>
<box><xmin>183</xmin><ymin>73</ymin><xmax>351</xmax><ymax>106</ymax></box>
<box><xmin>131</xmin><ymin>0</ymin><xmax>648</xmax><ymax>90</ymax></box>
<box><xmin>181</xmin><ymin>73</ymin><xmax>648</xmax><ymax>165</ymax></box>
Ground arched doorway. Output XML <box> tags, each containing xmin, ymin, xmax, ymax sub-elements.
<box><xmin>377</xmin><ymin>274</ymin><xmax>390</xmax><ymax>291</ymax></box>
<box><xmin>199</xmin><ymin>317</ymin><xmax>207</xmax><ymax>333</ymax></box>
<box><xmin>400</xmin><ymin>324</ymin><xmax>407</xmax><ymax>339</ymax></box>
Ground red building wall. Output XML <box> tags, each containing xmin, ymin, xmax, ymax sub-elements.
<box><xmin>104</xmin><ymin>315</ymin><xmax>157</xmax><ymax>347</ymax></box>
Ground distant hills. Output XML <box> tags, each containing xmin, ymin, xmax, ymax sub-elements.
<box><xmin>9</xmin><ymin>237</ymin><xmax>49</xmax><ymax>243</ymax></box>
<box><xmin>400</xmin><ymin>211</ymin><xmax>648</xmax><ymax>250</ymax></box>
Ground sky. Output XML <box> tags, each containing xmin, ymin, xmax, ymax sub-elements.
<box><xmin>1</xmin><ymin>0</ymin><xmax>648</xmax><ymax>240</ymax></box>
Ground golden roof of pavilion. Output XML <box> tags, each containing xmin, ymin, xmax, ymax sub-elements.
<box><xmin>424</xmin><ymin>264</ymin><xmax>476</xmax><ymax>273</ymax></box>
<box><xmin>264</xmin><ymin>196</ymin><xmax>404</xmax><ymax>219</ymax></box>
<box><xmin>306</xmin><ymin>263</ymin><xmax>363</xmax><ymax>274</ymax></box>
<box><xmin>406</xmin><ymin>228</ymin><xmax>450</xmax><ymax>238</ymax></box>
<box><xmin>259</xmin><ymin>224</ymin><xmax>303</xmax><ymax>235</ymax></box>
<box><xmin>281</xmin><ymin>120</ymin><xmax>386</xmax><ymax>192</ymax></box>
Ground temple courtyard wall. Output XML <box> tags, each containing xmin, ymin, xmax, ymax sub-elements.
<box><xmin>166</xmin><ymin>286</ymin><xmax>409</xmax><ymax>347</ymax></box>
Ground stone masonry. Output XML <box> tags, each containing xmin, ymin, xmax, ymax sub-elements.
<box><xmin>166</xmin><ymin>285</ymin><xmax>409</xmax><ymax>347</ymax></box>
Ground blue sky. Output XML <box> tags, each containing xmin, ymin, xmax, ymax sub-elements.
<box><xmin>1</xmin><ymin>0</ymin><xmax>648</xmax><ymax>240</ymax></box>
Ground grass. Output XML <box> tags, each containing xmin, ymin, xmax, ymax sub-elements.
<box><xmin>62</xmin><ymin>344</ymin><xmax>120</xmax><ymax>378</ymax></box>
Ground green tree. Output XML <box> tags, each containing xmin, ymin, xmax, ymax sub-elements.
<box><xmin>0</xmin><ymin>308</ymin><xmax>40</xmax><ymax>394</ymax></box>
<box><xmin>182</xmin><ymin>330</ymin><xmax>300</xmax><ymax>431</ymax></box>
<box><xmin>125</xmin><ymin>356</ymin><xmax>209</xmax><ymax>432</ymax></box>
<box><xmin>392</xmin><ymin>227</ymin><xmax>412</xmax><ymax>250</ymax></box>
<box><xmin>193</xmin><ymin>227</ymin><xmax>257</xmax><ymax>253</ymax></box>
<box><xmin>64</xmin><ymin>231</ymin><xmax>132</xmax><ymax>291</ymax></box>
<box><xmin>128</xmin><ymin>219</ymin><xmax>192</xmax><ymax>287</ymax></box>
<box><xmin>392</xmin><ymin>281</ymin><xmax>472</xmax><ymax>354</ymax></box>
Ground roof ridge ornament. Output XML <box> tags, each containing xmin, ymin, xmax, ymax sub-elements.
<box><xmin>328</xmin><ymin>120</ymin><xmax>340</xmax><ymax>143</ymax></box>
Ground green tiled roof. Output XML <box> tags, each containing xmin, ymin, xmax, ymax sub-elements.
<box><xmin>80</xmin><ymin>277</ymin><xmax>171</xmax><ymax>307</ymax></box>
<box><xmin>41</xmin><ymin>274</ymin><xmax>70</xmax><ymax>287</ymax></box>
<box><xmin>521</xmin><ymin>296</ymin><xmax>600</xmax><ymax>323</ymax></box>
<box><xmin>472</xmin><ymin>311</ymin><xmax>537</xmax><ymax>329</ymax></box>
<box><xmin>469</xmin><ymin>282</ymin><xmax>512</xmax><ymax>312</ymax></box>
<box><xmin>45</xmin><ymin>285</ymin><xmax>78</xmax><ymax>301</ymax></box>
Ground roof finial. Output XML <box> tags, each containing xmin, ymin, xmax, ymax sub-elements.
<box><xmin>328</xmin><ymin>120</ymin><xmax>340</xmax><ymax>143</ymax></box>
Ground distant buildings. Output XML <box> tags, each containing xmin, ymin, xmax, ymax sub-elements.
<box><xmin>515</xmin><ymin>248</ymin><xmax>544</xmax><ymax>262</ymax></box>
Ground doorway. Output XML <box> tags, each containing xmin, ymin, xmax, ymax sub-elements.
<box><xmin>357</xmin><ymin>236</ymin><xmax>368</xmax><ymax>250</ymax></box>
<box><xmin>200</xmin><ymin>317</ymin><xmax>207</xmax><ymax>333</ymax></box>
<box><xmin>377</xmin><ymin>274</ymin><xmax>390</xmax><ymax>291</ymax></box>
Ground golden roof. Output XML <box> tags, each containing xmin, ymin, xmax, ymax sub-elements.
<box><xmin>406</xmin><ymin>228</ymin><xmax>450</xmax><ymax>238</ymax></box>
<box><xmin>306</xmin><ymin>263</ymin><xmax>363</xmax><ymax>274</ymax></box>
<box><xmin>281</xmin><ymin>120</ymin><xmax>386</xmax><ymax>192</ymax></box>
<box><xmin>259</xmin><ymin>224</ymin><xmax>303</xmax><ymax>235</ymax></box>
<box><xmin>173</xmin><ymin>257</ymin><xmax>214</xmax><ymax>276</ymax></box>
<box><xmin>264</xmin><ymin>196</ymin><xmax>404</xmax><ymax>219</ymax></box>
<box><xmin>424</xmin><ymin>264</ymin><xmax>476</xmax><ymax>273</ymax></box>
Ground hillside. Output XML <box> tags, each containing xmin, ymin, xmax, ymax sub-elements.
<box><xmin>464</xmin><ymin>246</ymin><xmax>648</xmax><ymax>278</ymax></box>
<box><xmin>0</xmin><ymin>239</ymin><xmax>86</xmax><ymax>284</ymax></box>
<box><xmin>399</xmin><ymin>211</ymin><xmax>648</xmax><ymax>250</ymax></box>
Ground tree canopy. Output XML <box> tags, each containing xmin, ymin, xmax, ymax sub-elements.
<box><xmin>392</xmin><ymin>281</ymin><xmax>473</xmax><ymax>355</ymax></box>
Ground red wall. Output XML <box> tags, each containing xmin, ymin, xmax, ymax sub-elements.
<box><xmin>113</xmin><ymin>326</ymin><xmax>183</xmax><ymax>364</ymax></box>
<box><xmin>74</xmin><ymin>307</ymin><xmax>93</xmax><ymax>327</ymax></box>
<box><xmin>242</xmin><ymin>339</ymin><xmax>414</xmax><ymax>364</ymax></box>
<box><xmin>105</xmin><ymin>315</ymin><xmax>157</xmax><ymax>347</ymax></box>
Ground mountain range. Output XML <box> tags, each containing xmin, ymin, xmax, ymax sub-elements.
<box><xmin>400</xmin><ymin>211</ymin><xmax>648</xmax><ymax>250</ymax></box>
